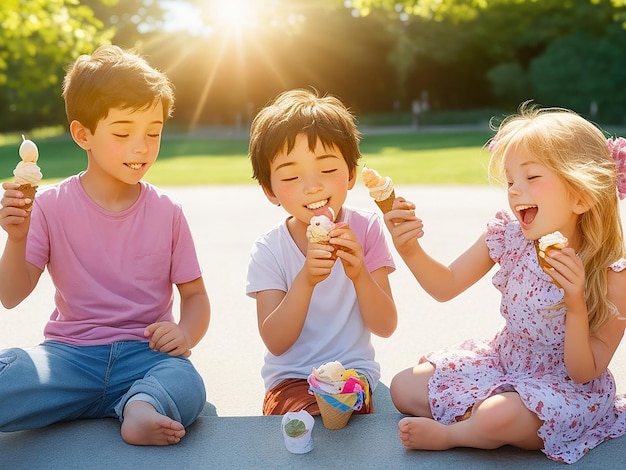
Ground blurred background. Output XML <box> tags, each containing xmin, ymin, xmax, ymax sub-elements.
<box><xmin>3</xmin><ymin>0</ymin><xmax>626</xmax><ymax>133</ymax></box>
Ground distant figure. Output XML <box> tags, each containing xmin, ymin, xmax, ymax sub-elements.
<box><xmin>383</xmin><ymin>102</ymin><xmax>626</xmax><ymax>463</ymax></box>
<box><xmin>411</xmin><ymin>99</ymin><xmax>421</xmax><ymax>128</ymax></box>
<box><xmin>0</xmin><ymin>45</ymin><xmax>210</xmax><ymax>446</ymax></box>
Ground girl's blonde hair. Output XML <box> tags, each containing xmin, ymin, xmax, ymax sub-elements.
<box><xmin>488</xmin><ymin>102</ymin><xmax>625</xmax><ymax>334</ymax></box>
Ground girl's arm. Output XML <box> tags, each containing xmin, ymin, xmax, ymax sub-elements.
<box><xmin>384</xmin><ymin>201</ymin><xmax>494</xmax><ymax>302</ymax></box>
<box><xmin>561</xmin><ymin>256</ymin><xmax>626</xmax><ymax>383</ymax></box>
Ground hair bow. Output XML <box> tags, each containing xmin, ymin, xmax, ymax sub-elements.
<box><xmin>607</xmin><ymin>137</ymin><xmax>626</xmax><ymax>200</ymax></box>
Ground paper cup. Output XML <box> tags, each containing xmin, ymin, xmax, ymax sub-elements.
<box><xmin>281</xmin><ymin>410</ymin><xmax>314</xmax><ymax>454</ymax></box>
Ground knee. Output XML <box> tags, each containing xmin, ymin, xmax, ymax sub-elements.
<box><xmin>390</xmin><ymin>368</ymin><xmax>430</xmax><ymax>416</ymax></box>
<box><xmin>473</xmin><ymin>393</ymin><xmax>526</xmax><ymax>434</ymax></box>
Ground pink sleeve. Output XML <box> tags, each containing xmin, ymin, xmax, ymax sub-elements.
<box><xmin>484</xmin><ymin>210</ymin><xmax>511</xmax><ymax>264</ymax></box>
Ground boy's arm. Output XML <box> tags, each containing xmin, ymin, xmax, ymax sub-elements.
<box><xmin>176</xmin><ymin>276</ymin><xmax>210</xmax><ymax>349</ymax></box>
<box><xmin>0</xmin><ymin>184</ymin><xmax>42</xmax><ymax>308</ymax></box>
<box><xmin>256</xmin><ymin>269</ymin><xmax>316</xmax><ymax>356</ymax></box>
<box><xmin>145</xmin><ymin>276</ymin><xmax>210</xmax><ymax>357</ymax></box>
<box><xmin>352</xmin><ymin>266</ymin><xmax>397</xmax><ymax>337</ymax></box>
<box><xmin>0</xmin><ymin>238</ymin><xmax>42</xmax><ymax>308</ymax></box>
<box><xmin>256</xmin><ymin>240</ymin><xmax>336</xmax><ymax>356</ymax></box>
<box><xmin>330</xmin><ymin>225</ymin><xmax>397</xmax><ymax>337</ymax></box>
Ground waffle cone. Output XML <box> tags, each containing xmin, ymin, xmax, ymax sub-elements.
<box><xmin>17</xmin><ymin>184</ymin><xmax>38</xmax><ymax>211</ymax></box>
<box><xmin>534</xmin><ymin>241</ymin><xmax>563</xmax><ymax>287</ymax></box>
<box><xmin>314</xmin><ymin>392</ymin><xmax>354</xmax><ymax>429</ymax></box>
<box><xmin>375</xmin><ymin>190</ymin><xmax>395</xmax><ymax>214</ymax></box>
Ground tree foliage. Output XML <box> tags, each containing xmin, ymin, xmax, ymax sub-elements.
<box><xmin>4</xmin><ymin>0</ymin><xmax>626</xmax><ymax>132</ymax></box>
<box><xmin>0</xmin><ymin>0</ymin><xmax>113</xmax><ymax>130</ymax></box>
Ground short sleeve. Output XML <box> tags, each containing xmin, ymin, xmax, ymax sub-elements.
<box><xmin>610</xmin><ymin>258</ymin><xmax>626</xmax><ymax>273</ymax></box>
<box><xmin>484</xmin><ymin>210</ymin><xmax>511</xmax><ymax>264</ymax></box>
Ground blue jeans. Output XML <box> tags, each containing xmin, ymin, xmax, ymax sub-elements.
<box><xmin>0</xmin><ymin>341</ymin><xmax>206</xmax><ymax>432</ymax></box>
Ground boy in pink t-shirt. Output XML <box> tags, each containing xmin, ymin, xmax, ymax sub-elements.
<box><xmin>0</xmin><ymin>45</ymin><xmax>210</xmax><ymax>446</ymax></box>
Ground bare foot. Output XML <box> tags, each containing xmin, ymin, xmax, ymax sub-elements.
<box><xmin>398</xmin><ymin>416</ymin><xmax>452</xmax><ymax>450</ymax></box>
<box><xmin>121</xmin><ymin>400</ymin><xmax>186</xmax><ymax>446</ymax></box>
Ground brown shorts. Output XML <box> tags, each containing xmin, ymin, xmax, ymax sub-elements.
<box><xmin>262</xmin><ymin>377</ymin><xmax>374</xmax><ymax>416</ymax></box>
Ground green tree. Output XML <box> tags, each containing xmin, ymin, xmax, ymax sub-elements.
<box><xmin>0</xmin><ymin>0</ymin><xmax>114</xmax><ymax>131</ymax></box>
<box><xmin>79</xmin><ymin>0</ymin><xmax>167</xmax><ymax>47</ymax></box>
<box><xmin>530</xmin><ymin>26</ymin><xmax>626</xmax><ymax>123</ymax></box>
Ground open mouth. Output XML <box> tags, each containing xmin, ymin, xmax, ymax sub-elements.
<box><xmin>307</xmin><ymin>199</ymin><xmax>335</xmax><ymax>219</ymax></box>
<box><xmin>306</xmin><ymin>199</ymin><xmax>329</xmax><ymax>211</ymax></box>
<box><xmin>516</xmin><ymin>204</ymin><xmax>538</xmax><ymax>226</ymax></box>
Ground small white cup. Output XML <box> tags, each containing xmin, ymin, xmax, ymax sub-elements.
<box><xmin>281</xmin><ymin>410</ymin><xmax>314</xmax><ymax>454</ymax></box>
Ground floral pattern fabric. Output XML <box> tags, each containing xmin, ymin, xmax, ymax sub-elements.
<box><xmin>423</xmin><ymin>210</ymin><xmax>626</xmax><ymax>463</ymax></box>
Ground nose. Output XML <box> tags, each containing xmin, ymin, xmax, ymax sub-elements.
<box><xmin>133</xmin><ymin>135</ymin><xmax>149</xmax><ymax>154</ymax></box>
<box><xmin>507</xmin><ymin>182</ymin><xmax>521</xmax><ymax>197</ymax></box>
<box><xmin>303</xmin><ymin>176</ymin><xmax>323</xmax><ymax>195</ymax></box>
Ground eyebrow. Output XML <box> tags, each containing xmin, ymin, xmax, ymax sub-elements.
<box><xmin>109</xmin><ymin>120</ymin><xmax>164</xmax><ymax>126</ymax></box>
<box><xmin>274</xmin><ymin>153</ymin><xmax>340</xmax><ymax>172</ymax></box>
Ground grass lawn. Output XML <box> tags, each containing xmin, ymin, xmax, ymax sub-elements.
<box><xmin>0</xmin><ymin>129</ymin><xmax>494</xmax><ymax>186</ymax></box>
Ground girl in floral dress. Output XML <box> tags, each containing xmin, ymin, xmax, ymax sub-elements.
<box><xmin>383</xmin><ymin>102</ymin><xmax>626</xmax><ymax>463</ymax></box>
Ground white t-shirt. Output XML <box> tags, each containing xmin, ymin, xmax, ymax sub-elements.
<box><xmin>246</xmin><ymin>206</ymin><xmax>395</xmax><ymax>391</ymax></box>
<box><xmin>26</xmin><ymin>175</ymin><xmax>203</xmax><ymax>346</ymax></box>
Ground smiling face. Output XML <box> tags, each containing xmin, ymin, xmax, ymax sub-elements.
<box><xmin>264</xmin><ymin>133</ymin><xmax>355</xmax><ymax>226</ymax></box>
<box><xmin>73</xmin><ymin>102</ymin><xmax>164</xmax><ymax>185</ymax></box>
<box><xmin>504</xmin><ymin>147</ymin><xmax>588</xmax><ymax>244</ymax></box>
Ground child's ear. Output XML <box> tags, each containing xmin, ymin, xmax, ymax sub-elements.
<box><xmin>262</xmin><ymin>185</ymin><xmax>280</xmax><ymax>205</ymax></box>
<box><xmin>572</xmin><ymin>192</ymin><xmax>593</xmax><ymax>215</ymax></box>
<box><xmin>347</xmin><ymin>167</ymin><xmax>357</xmax><ymax>189</ymax></box>
<box><xmin>69</xmin><ymin>120</ymin><xmax>91</xmax><ymax>151</ymax></box>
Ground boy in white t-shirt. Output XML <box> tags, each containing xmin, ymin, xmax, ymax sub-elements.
<box><xmin>246</xmin><ymin>89</ymin><xmax>397</xmax><ymax>415</ymax></box>
<box><xmin>0</xmin><ymin>45</ymin><xmax>210</xmax><ymax>446</ymax></box>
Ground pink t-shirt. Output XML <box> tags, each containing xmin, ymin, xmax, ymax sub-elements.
<box><xmin>26</xmin><ymin>175</ymin><xmax>202</xmax><ymax>346</ymax></box>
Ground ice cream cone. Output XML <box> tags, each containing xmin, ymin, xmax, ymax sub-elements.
<box><xmin>375</xmin><ymin>189</ymin><xmax>395</xmax><ymax>214</ymax></box>
<box><xmin>314</xmin><ymin>392</ymin><xmax>357</xmax><ymax>429</ymax></box>
<box><xmin>17</xmin><ymin>184</ymin><xmax>37</xmax><ymax>211</ymax></box>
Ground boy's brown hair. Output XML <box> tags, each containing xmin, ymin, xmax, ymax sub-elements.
<box><xmin>249</xmin><ymin>88</ymin><xmax>361</xmax><ymax>192</ymax></box>
<box><xmin>62</xmin><ymin>45</ymin><xmax>175</xmax><ymax>133</ymax></box>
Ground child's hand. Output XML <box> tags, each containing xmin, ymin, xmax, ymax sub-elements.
<box><xmin>540</xmin><ymin>247</ymin><xmax>585</xmax><ymax>301</ymax></box>
<box><xmin>383</xmin><ymin>197</ymin><xmax>423</xmax><ymax>257</ymax></box>
<box><xmin>304</xmin><ymin>241</ymin><xmax>336</xmax><ymax>285</ymax></box>
<box><xmin>329</xmin><ymin>223</ymin><xmax>364</xmax><ymax>280</ymax></box>
<box><xmin>145</xmin><ymin>321</ymin><xmax>192</xmax><ymax>357</ymax></box>
<box><xmin>0</xmin><ymin>182</ymin><xmax>33</xmax><ymax>240</ymax></box>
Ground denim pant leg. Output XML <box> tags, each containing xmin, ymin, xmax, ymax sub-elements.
<box><xmin>112</xmin><ymin>342</ymin><xmax>206</xmax><ymax>428</ymax></box>
<box><xmin>0</xmin><ymin>342</ymin><xmax>111</xmax><ymax>432</ymax></box>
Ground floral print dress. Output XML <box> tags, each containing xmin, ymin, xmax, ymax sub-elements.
<box><xmin>423</xmin><ymin>211</ymin><xmax>626</xmax><ymax>464</ymax></box>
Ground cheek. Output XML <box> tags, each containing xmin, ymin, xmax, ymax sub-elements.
<box><xmin>269</xmin><ymin>178</ymin><xmax>295</xmax><ymax>202</ymax></box>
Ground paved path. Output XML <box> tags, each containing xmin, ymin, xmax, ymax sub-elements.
<box><xmin>1</xmin><ymin>184</ymin><xmax>625</xmax><ymax>467</ymax></box>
